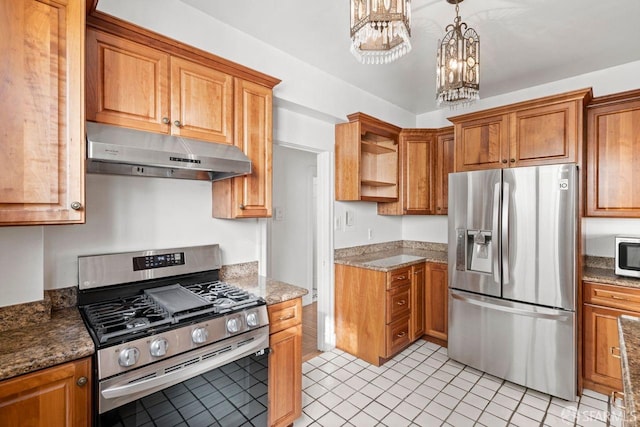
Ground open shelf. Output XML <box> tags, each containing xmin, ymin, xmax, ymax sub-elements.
<box><xmin>361</xmin><ymin>141</ymin><xmax>396</xmax><ymax>155</ymax></box>
<box><xmin>361</xmin><ymin>179</ymin><xmax>397</xmax><ymax>187</ymax></box>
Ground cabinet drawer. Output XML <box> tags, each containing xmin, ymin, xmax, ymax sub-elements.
<box><xmin>386</xmin><ymin>285</ymin><xmax>411</xmax><ymax>323</ymax></box>
<box><xmin>386</xmin><ymin>315</ymin><xmax>411</xmax><ymax>357</ymax></box>
<box><xmin>387</xmin><ymin>267</ymin><xmax>411</xmax><ymax>289</ymax></box>
<box><xmin>584</xmin><ymin>282</ymin><xmax>640</xmax><ymax>312</ymax></box>
<box><xmin>268</xmin><ymin>298</ymin><xmax>302</xmax><ymax>335</ymax></box>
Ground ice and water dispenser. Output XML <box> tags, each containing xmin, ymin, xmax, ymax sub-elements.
<box><xmin>455</xmin><ymin>228</ymin><xmax>493</xmax><ymax>274</ymax></box>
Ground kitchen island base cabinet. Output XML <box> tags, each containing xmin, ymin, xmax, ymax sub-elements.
<box><xmin>0</xmin><ymin>357</ymin><xmax>91</xmax><ymax>427</ymax></box>
<box><xmin>268</xmin><ymin>298</ymin><xmax>302</xmax><ymax>427</ymax></box>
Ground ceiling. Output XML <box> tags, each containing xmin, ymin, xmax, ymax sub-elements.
<box><xmin>181</xmin><ymin>0</ymin><xmax>640</xmax><ymax>115</ymax></box>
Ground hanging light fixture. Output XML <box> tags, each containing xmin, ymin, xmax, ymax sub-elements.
<box><xmin>350</xmin><ymin>0</ymin><xmax>412</xmax><ymax>64</ymax></box>
<box><xmin>436</xmin><ymin>0</ymin><xmax>480</xmax><ymax>107</ymax></box>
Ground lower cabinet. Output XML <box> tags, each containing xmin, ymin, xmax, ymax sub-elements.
<box><xmin>425</xmin><ymin>262</ymin><xmax>448</xmax><ymax>345</ymax></box>
<box><xmin>268</xmin><ymin>298</ymin><xmax>302</xmax><ymax>427</ymax></box>
<box><xmin>583</xmin><ymin>282</ymin><xmax>640</xmax><ymax>395</ymax></box>
<box><xmin>410</xmin><ymin>263</ymin><xmax>426</xmax><ymax>340</ymax></box>
<box><xmin>335</xmin><ymin>263</ymin><xmax>424</xmax><ymax>366</ymax></box>
<box><xmin>0</xmin><ymin>357</ymin><xmax>91</xmax><ymax>427</ymax></box>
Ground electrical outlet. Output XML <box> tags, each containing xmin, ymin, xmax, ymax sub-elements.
<box><xmin>368</xmin><ymin>228</ymin><xmax>373</xmax><ymax>240</ymax></box>
<box><xmin>335</xmin><ymin>215</ymin><xmax>342</xmax><ymax>230</ymax></box>
<box><xmin>346</xmin><ymin>210</ymin><xmax>354</xmax><ymax>226</ymax></box>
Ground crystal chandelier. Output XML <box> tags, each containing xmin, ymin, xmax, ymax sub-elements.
<box><xmin>350</xmin><ymin>0</ymin><xmax>412</xmax><ymax>64</ymax></box>
<box><xmin>436</xmin><ymin>0</ymin><xmax>480</xmax><ymax>107</ymax></box>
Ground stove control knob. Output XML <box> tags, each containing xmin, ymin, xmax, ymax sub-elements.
<box><xmin>118</xmin><ymin>347</ymin><xmax>140</xmax><ymax>367</ymax></box>
<box><xmin>192</xmin><ymin>327</ymin><xmax>208</xmax><ymax>344</ymax></box>
<box><xmin>227</xmin><ymin>317</ymin><xmax>240</xmax><ymax>334</ymax></box>
<box><xmin>246</xmin><ymin>311</ymin><xmax>259</xmax><ymax>327</ymax></box>
<box><xmin>150</xmin><ymin>338</ymin><xmax>169</xmax><ymax>357</ymax></box>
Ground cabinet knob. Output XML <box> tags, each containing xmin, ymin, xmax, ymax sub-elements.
<box><xmin>501</xmin><ymin>159</ymin><xmax>508</xmax><ymax>164</ymax></box>
<box><xmin>173</xmin><ymin>120</ymin><xmax>182</xmax><ymax>127</ymax></box>
<box><xmin>161</xmin><ymin>117</ymin><xmax>170</xmax><ymax>124</ymax></box>
<box><xmin>396</xmin><ymin>299</ymin><xmax>406</xmax><ymax>306</ymax></box>
<box><xmin>437</xmin><ymin>207</ymin><xmax>441</xmax><ymax>211</ymax></box>
<box><xmin>76</xmin><ymin>376</ymin><xmax>88</xmax><ymax>387</ymax></box>
<box><xmin>70</xmin><ymin>201</ymin><xmax>82</xmax><ymax>210</ymax></box>
<box><xmin>239</xmin><ymin>204</ymin><xmax>246</xmax><ymax>210</ymax></box>
<box><xmin>396</xmin><ymin>331</ymin><xmax>406</xmax><ymax>338</ymax></box>
<box><xmin>510</xmin><ymin>158</ymin><xmax>516</xmax><ymax>163</ymax></box>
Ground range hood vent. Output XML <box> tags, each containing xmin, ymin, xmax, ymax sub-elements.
<box><xmin>86</xmin><ymin>122</ymin><xmax>251</xmax><ymax>181</ymax></box>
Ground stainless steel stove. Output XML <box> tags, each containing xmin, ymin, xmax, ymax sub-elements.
<box><xmin>78</xmin><ymin>245</ymin><xmax>269</xmax><ymax>426</ymax></box>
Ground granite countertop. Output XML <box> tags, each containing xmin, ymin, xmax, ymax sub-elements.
<box><xmin>618</xmin><ymin>315</ymin><xmax>640</xmax><ymax>426</ymax></box>
<box><xmin>0</xmin><ymin>307</ymin><xmax>94</xmax><ymax>381</ymax></box>
<box><xmin>584</xmin><ymin>267</ymin><xmax>640</xmax><ymax>289</ymax></box>
<box><xmin>223</xmin><ymin>274</ymin><xmax>309</xmax><ymax>306</ymax></box>
<box><xmin>335</xmin><ymin>247</ymin><xmax>448</xmax><ymax>272</ymax></box>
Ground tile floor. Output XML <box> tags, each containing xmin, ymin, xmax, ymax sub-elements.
<box><xmin>294</xmin><ymin>340</ymin><xmax>624</xmax><ymax>427</ymax></box>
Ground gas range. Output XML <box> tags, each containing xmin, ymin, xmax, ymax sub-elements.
<box><xmin>77</xmin><ymin>245</ymin><xmax>270</xmax><ymax>418</ymax></box>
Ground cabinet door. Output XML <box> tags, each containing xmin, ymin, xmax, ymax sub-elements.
<box><xmin>411</xmin><ymin>263</ymin><xmax>426</xmax><ymax>340</ymax></box>
<box><xmin>269</xmin><ymin>325</ymin><xmax>302</xmax><ymax>427</ymax></box>
<box><xmin>510</xmin><ymin>100</ymin><xmax>578</xmax><ymax>167</ymax></box>
<box><xmin>435</xmin><ymin>130</ymin><xmax>455</xmax><ymax>215</ymax></box>
<box><xmin>0</xmin><ymin>0</ymin><xmax>84</xmax><ymax>225</ymax></box>
<box><xmin>86</xmin><ymin>29</ymin><xmax>170</xmax><ymax>134</ymax></box>
<box><xmin>404</xmin><ymin>133</ymin><xmax>435</xmax><ymax>214</ymax></box>
<box><xmin>0</xmin><ymin>358</ymin><xmax>91</xmax><ymax>427</ymax></box>
<box><xmin>583</xmin><ymin>304</ymin><xmax>630</xmax><ymax>391</ymax></box>
<box><xmin>455</xmin><ymin>115</ymin><xmax>509</xmax><ymax>171</ymax></box>
<box><xmin>170</xmin><ymin>57</ymin><xmax>233</xmax><ymax>144</ymax></box>
<box><xmin>213</xmin><ymin>79</ymin><xmax>272</xmax><ymax>218</ymax></box>
<box><xmin>425</xmin><ymin>263</ymin><xmax>448</xmax><ymax>343</ymax></box>
<box><xmin>586</xmin><ymin>95</ymin><xmax>640</xmax><ymax>217</ymax></box>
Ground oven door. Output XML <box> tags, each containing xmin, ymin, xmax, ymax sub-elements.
<box><xmin>97</xmin><ymin>327</ymin><xmax>269</xmax><ymax>427</ymax></box>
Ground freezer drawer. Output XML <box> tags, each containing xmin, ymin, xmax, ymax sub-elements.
<box><xmin>448</xmin><ymin>290</ymin><xmax>576</xmax><ymax>400</ymax></box>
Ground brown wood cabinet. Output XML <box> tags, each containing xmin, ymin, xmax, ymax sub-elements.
<box><xmin>449</xmin><ymin>89</ymin><xmax>592</xmax><ymax>172</ymax></box>
<box><xmin>425</xmin><ymin>262</ymin><xmax>448</xmax><ymax>346</ymax></box>
<box><xmin>410</xmin><ymin>263</ymin><xmax>426</xmax><ymax>341</ymax></box>
<box><xmin>583</xmin><ymin>281</ymin><xmax>640</xmax><ymax>395</ymax></box>
<box><xmin>213</xmin><ymin>79</ymin><xmax>273</xmax><ymax>218</ymax></box>
<box><xmin>335</xmin><ymin>264</ymin><xmax>422</xmax><ymax>366</ymax></box>
<box><xmin>0</xmin><ymin>0</ymin><xmax>85</xmax><ymax>225</ymax></box>
<box><xmin>335</xmin><ymin>113</ymin><xmax>401</xmax><ymax>202</ymax></box>
<box><xmin>586</xmin><ymin>89</ymin><xmax>640</xmax><ymax>217</ymax></box>
<box><xmin>435</xmin><ymin>128</ymin><xmax>455</xmax><ymax>215</ymax></box>
<box><xmin>87</xmin><ymin>28</ymin><xmax>234</xmax><ymax>144</ymax></box>
<box><xmin>267</xmin><ymin>298</ymin><xmax>302</xmax><ymax>427</ymax></box>
<box><xmin>0</xmin><ymin>357</ymin><xmax>91</xmax><ymax>427</ymax></box>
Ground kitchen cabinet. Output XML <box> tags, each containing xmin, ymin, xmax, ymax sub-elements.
<box><xmin>435</xmin><ymin>128</ymin><xmax>455</xmax><ymax>215</ymax></box>
<box><xmin>267</xmin><ymin>298</ymin><xmax>302</xmax><ymax>427</ymax></box>
<box><xmin>0</xmin><ymin>357</ymin><xmax>91</xmax><ymax>427</ymax></box>
<box><xmin>583</xmin><ymin>281</ymin><xmax>640</xmax><ymax>395</ymax></box>
<box><xmin>586</xmin><ymin>89</ymin><xmax>640</xmax><ymax>217</ymax></box>
<box><xmin>449</xmin><ymin>88</ymin><xmax>592</xmax><ymax>172</ymax></box>
<box><xmin>425</xmin><ymin>262</ymin><xmax>448</xmax><ymax>346</ymax></box>
<box><xmin>0</xmin><ymin>0</ymin><xmax>85</xmax><ymax>225</ymax></box>
<box><xmin>410</xmin><ymin>263</ymin><xmax>426</xmax><ymax>341</ymax></box>
<box><xmin>335</xmin><ymin>113</ymin><xmax>401</xmax><ymax>202</ymax></box>
<box><xmin>336</xmin><ymin>264</ymin><xmax>421</xmax><ymax>366</ymax></box>
<box><xmin>86</xmin><ymin>28</ymin><xmax>234</xmax><ymax>144</ymax></box>
<box><xmin>213</xmin><ymin>79</ymin><xmax>273</xmax><ymax>218</ymax></box>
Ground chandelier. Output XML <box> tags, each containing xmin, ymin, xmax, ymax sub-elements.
<box><xmin>436</xmin><ymin>0</ymin><xmax>480</xmax><ymax>107</ymax></box>
<box><xmin>350</xmin><ymin>0</ymin><xmax>412</xmax><ymax>64</ymax></box>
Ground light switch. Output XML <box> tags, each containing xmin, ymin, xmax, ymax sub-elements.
<box><xmin>345</xmin><ymin>210</ymin><xmax>355</xmax><ymax>226</ymax></box>
<box><xmin>274</xmin><ymin>207</ymin><xmax>285</xmax><ymax>221</ymax></box>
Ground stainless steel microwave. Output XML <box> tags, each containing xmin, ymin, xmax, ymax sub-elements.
<box><xmin>615</xmin><ymin>236</ymin><xmax>640</xmax><ymax>278</ymax></box>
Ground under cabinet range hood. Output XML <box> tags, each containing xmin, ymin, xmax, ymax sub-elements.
<box><xmin>85</xmin><ymin>122</ymin><xmax>251</xmax><ymax>181</ymax></box>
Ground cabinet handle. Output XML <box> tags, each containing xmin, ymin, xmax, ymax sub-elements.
<box><xmin>173</xmin><ymin>120</ymin><xmax>182</xmax><ymax>127</ymax></box>
<box><xmin>437</xmin><ymin>207</ymin><xmax>441</xmax><ymax>211</ymax></box>
<box><xmin>611</xmin><ymin>391</ymin><xmax>626</xmax><ymax>410</ymax></box>
<box><xmin>502</xmin><ymin>159</ymin><xmax>508</xmax><ymax>164</ymax></box>
<box><xmin>278</xmin><ymin>313</ymin><xmax>295</xmax><ymax>321</ymax></box>
<box><xmin>611</xmin><ymin>346</ymin><xmax>621</xmax><ymax>359</ymax></box>
<box><xmin>70</xmin><ymin>201</ymin><xmax>82</xmax><ymax>210</ymax></box>
<box><xmin>396</xmin><ymin>275</ymin><xmax>406</xmax><ymax>281</ymax></box>
<box><xmin>239</xmin><ymin>204</ymin><xmax>246</xmax><ymax>210</ymax></box>
<box><xmin>161</xmin><ymin>117</ymin><xmax>170</xmax><ymax>124</ymax></box>
<box><xmin>76</xmin><ymin>376</ymin><xmax>88</xmax><ymax>387</ymax></box>
<box><xmin>610</xmin><ymin>295</ymin><xmax>626</xmax><ymax>300</ymax></box>
<box><xmin>396</xmin><ymin>331</ymin><xmax>406</xmax><ymax>338</ymax></box>
<box><xmin>396</xmin><ymin>300</ymin><xmax>406</xmax><ymax>306</ymax></box>
<box><xmin>510</xmin><ymin>158</ymin><xmax>516</xmax><ymax>163</ymax></box>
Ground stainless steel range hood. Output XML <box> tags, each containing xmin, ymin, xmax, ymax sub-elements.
<box><xmin>86</xmin><ymin>122</ymin><xmax>251</xmax><ymax>181</ymax></box>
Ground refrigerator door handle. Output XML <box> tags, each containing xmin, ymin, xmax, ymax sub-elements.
<box><xmin>502</xmin><ymin>182</ymin><xmax>510</xmax><ymax>285</ymax></box>
<box><xmin>451</xmin><ymin>291</ymin><xmax>572</xmax><ymax>321</ymax></box>
<box><xmin>492</xmin><ymin>182</ymin><xmax>501</xmax><ymax>285</ymax></box>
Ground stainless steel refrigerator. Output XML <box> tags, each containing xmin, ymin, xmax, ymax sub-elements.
<box><xmin>448</xmin><ymin>163</ymin><xmax>577</xmax><ymax>400</ymax></box>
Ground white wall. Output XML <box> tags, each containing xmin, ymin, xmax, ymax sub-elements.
<box><xmin>334</xmin><ymin>202</ymin><xmax>403</xmax><ymax>249</ymax></box>
<box><xmin>0</xmin><ymin>227</ymin><xmax>44</xmax><ymax>306</ymax></box>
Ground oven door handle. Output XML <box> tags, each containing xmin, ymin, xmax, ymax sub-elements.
<box><xmin>101</xmin><ymin>333</ymin><xmax>269</xmax><ymax>400</ymax></box>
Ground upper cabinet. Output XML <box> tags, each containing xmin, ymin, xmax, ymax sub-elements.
<box><xmin>586</xmin><ymin>89</ymin><xmax>640</xmax><ymax>218</ymax></box>
<box><xmin>0</xmin><ymin>0</ymin><xmax>85</xmax><ymax>225</ymax></box>
<box><xmin>335</xmin><ymin>113</ymin><xmax>401</xmax><ymax>202</ymax></box>
<box><xmin>449</xmin><ymin>89</ymin><xmax>592</xmax><ymax>171</ymax></box>
<box><xmin>435</xmin><ymin>128</ymin><xmax>455</xmax><ymax>215</ymax></box>
<box><xmin>86</xmin><ymin>29</ymin><xmax>234</xmax><ymax>144</ymax></box>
